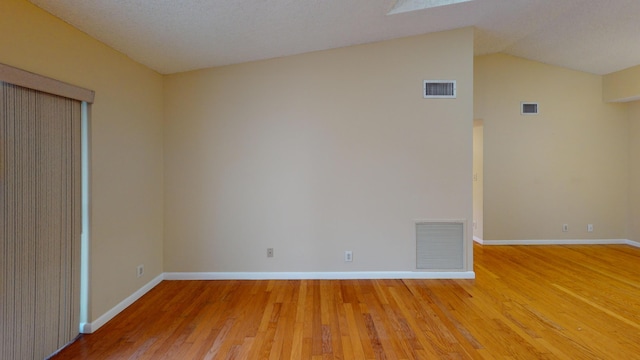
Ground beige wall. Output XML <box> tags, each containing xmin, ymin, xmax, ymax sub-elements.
<box><xmin>607</xmin><ymin>68</ymin><xmax>640</xmax><ymax>243</ymax></box>
<box><xmin>603</xmin><ymin>65</ymin><xmax>640</xmax><ymax>102</ymax></box>
<box><xmin>473</xmin><ymin>120</ymin><xmax>483</xmax><ymax>240</ymax></box>
<box><xmin>1</xmin><ymin>0</ymin><xmax>164</xmax><ymax>322</ymax></box>
<box><xmin>164</xmin><ymin>28</ymin><xmax>474</xmax><ymax>273</ymax></box>
<box><xmin>475</xmin><ymin>54</ymin><xmax>628</xmax><ymax>241</ymax></box>
<box><xmin>629</xmin><ymin>102</ymin><xmax>640</xmax><ymax>243</ymax></box>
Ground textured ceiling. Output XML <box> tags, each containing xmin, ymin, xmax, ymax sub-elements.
<box><xmin>29</xmin><ymin>0</ymin><xmax>640</xmax><ymax>75</ymax></box>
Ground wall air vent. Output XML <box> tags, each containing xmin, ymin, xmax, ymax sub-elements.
<box><xmin>416</xmin><ymin>220</ymin><xmax>464</xmax><ymax>270</ymax></box>
<box><xmin>424</xmin><ymin>80</ymin><xmax>456</xmax><ymax>99</ymax></box>
<box><xmin>521</xmin><ymin>102</ymin><xmax>539</xmax><ymax>115</ymax></box>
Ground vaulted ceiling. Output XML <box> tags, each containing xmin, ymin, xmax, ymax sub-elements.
<box><xmin>30</xmin><ymin>0</ymin><xmax>640</xmax><ymax>75</ymax></box>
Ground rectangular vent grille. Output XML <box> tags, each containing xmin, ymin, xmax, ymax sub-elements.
<box><xmin>521</xmin><ymin>102</ymin><xmax>539</xmax><ymax>115</ymax></box>
<box><xmin>416</xmin><ymin>221</ymin><xmax>464</xmax><ymax>270</ymax></box>
<box><xmin>424</xmin><ymin>80</ymin><xmax>456</xmax><ymax>98</ymax></box>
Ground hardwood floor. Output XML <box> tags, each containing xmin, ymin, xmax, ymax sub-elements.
<box><xmin>52</xmin><ymin>244</ymin><xmax>640</xmax><ymax>359</ymax></box>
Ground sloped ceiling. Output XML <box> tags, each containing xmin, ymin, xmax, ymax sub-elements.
<box><xmin>29</xmin><ymin>0</ymin><xmax>640</xmax><ymax>75</ymax></box>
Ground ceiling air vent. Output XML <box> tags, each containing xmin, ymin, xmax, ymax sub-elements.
<box><xmin>521</xmin><ymin>102</ymin><xmax>539</xmax><ymax>115</ymax></box>
<box><xmin>424</xmin><ymin>80</ymin><xmax>456</xmax><ymax>99</ymax></box>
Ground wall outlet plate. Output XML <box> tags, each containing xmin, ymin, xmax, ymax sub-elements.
<box><xmin>136</xmin><ymin>264</ymin><xmax>144</xmax><ymax>278</ymax></box>
<box><xmin>344</xmin><ymin>251</ymin><xmax>353</xmax><ymax>262</ymax></box>
<box><xmin>267</xmin><ymin>248</ymin><xmax>274</xmax><ymax>258</ymax></box>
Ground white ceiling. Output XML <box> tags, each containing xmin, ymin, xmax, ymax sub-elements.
<box><xmin>29</xmin><ymin>0</ymin><xmax>640</xmax><ymax>75</ymax></box>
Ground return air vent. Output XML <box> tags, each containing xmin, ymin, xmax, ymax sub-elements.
<box><xmin>521</xmin><ymin>102</ymin><xmax>539</xmax><ymax>115</ymax></box>
<box><xmin>424</xmin><ymin>80</ymin><xmax>456</xmax><ymax>98</ymax></box>
<box><xmin>416</xmin><ymin>221</ymin><xmax>464</xmax><ymax>270</ymax></box>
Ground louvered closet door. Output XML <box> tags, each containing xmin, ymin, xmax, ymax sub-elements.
<box><xmin>0</xmin><ymin>82</ymin><xmax>81</xmax><ymax>360</ymax></box>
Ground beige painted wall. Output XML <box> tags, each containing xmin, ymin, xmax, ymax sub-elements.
<box><xmin>475</xmin><ymin>54</ymin><xmax>628</xmax><ymax>241</ymax></box>
<box><xmin>1</xmin><ymin>0</ymin><xmax>164</xmax><ymax>321</ymax></box>
<box><xmin>472</xmin><ymin>120</ymin><xmax>483</xmax><ymax>240</ymax></box>
<box><xmin>164</xmin><ymin>28</ymin><xmax>474</xmax><ymax>273</ymax></box>
<box><xmin>629</xmin><ymin>102</ymin><xmax>640</xmax><ymax>243</ymax></box>
<box><xmin>603</xmin><ymin>65</ymin><xmax>640</xmax><ymax>102</ymax></box>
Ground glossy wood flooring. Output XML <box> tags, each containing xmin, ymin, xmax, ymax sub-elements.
<box><xmin>52</xmin><ymin>244</ymin><xmax>640</xmax><ymax>359</ymax></box>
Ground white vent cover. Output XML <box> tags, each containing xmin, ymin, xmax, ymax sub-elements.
<box><xmin>388</xmin><ymin>0</ymin><xmax>474</xmax><ymax>15</ymax></box>
<box><xmin>521</xmin><ymin>102</ymin><xmax>539</xmax><ymax>115</ymax></box>
<box><xmin>424</xmin><ymin>80</ymin><xmax>456</xmax><ymax>98</ymax></box>
<box><xmin>416</xmin><ymin>221</ymin><xmax>464</xmax><ymax>270</ymax></box>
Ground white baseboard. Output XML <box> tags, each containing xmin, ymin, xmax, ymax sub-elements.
<box><xmin>76</xmin><ymin>237</ymin><xmax>638</xmax><ymax>335</ymax></box>
<box><xmin>81</xmin><ymin>269</ymin><xmax>474</xmax><ymax>334</ymax></box>
<box><xmin>480</xmin><ymin>239</ymin><xmax>630</xmax><ymax>246</ymax></box>
<box><xmin>80</xmin><ymin>273</ymin><xmax>163</xmax><ymax>334</ymax></box>
<box><xmin>626</xmin><ymin>239</ymin><xmax>640</xmax><ymax>248</ymax></box>
<box><xmin>164</xmin><ymin>271</ymin><xmax>476</xmax><ymax>280</ymax></box>
<box><xmin>79</xmin><ymin>237</ymin><xmax>639</xmax><ymax>336</ymax></box>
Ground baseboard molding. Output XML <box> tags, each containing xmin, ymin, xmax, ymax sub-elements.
<box><xmin>81</xmin><ymin>269</ymin><xmax>474</xmax><ymax>334</ymax></box>
<box><xmin>80</xmin><ymin>273</ymin><xmax>163</xmax><ymax>334</ymax></box>
<box><xmin>626</xmin><ymin>239</ymin><xmax>640</xmax><ymax>248</ymax></box>
<box><xmin>77</xmin><ymin>237</ymin><xmax>637</xmax><ymax>335</ymax></box>
<box><xmin>164</xmin><ymin>271</ymin><xmax>476</xmax><ymax>281</ymax></box>
<box><xmin>75</xmin><ymin>236</ymin><xmax>640</xmax><ymax>334</ymax></box>
<box><xmin>480</xmin><ymin>239</ymin><xmax>630</xmax><ymax>246</ymax></box>
<box><xmin>78</xmin><ymin>237</ymin><xmax>638</xmax><ymax>336</ymax></box>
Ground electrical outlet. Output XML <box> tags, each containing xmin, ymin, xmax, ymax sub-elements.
<box><xmin>267</xmin><ymin>248</ymin><xmax>274</xmax><ymax>258</ymax></box>
<box><xmin>562</xmin><ymin>224</ymin><xmax>569</xmax><ymax>232</ymax></box>
<box><xmin>344</xmin><ymin>251</ymin><xmax>353</xmax><ymax>262</ymax></box>
<box><xmin>136</xmin><ymin>264</ymin><xmax>144</xmax><ymax>278</ymax></box>
<box><xmin>587</xmin><ymin>224</ymin><xmax>593</xmax><ymax>232</ymax></box>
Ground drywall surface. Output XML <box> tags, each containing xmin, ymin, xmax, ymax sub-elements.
<box><xmin>475</xmin><ymin>54</ymin><xmax>628</xmax><ymax>241</ymax></box>
<box><xmin>473</xmin><ymin>120</ymin><xmax>484</xmax><ymax>240</ymax></box>
<box><xmin>603</xmin><ymin>64</ymin><xmax>640</xmax><ymax>102</ymax></box>
<box><xmin>164</xmin><ymin>28</ymin><xmax>474</xmax><ymax>273</ymax></box>
<box><xmin>1</xmin><ymin>0</ymin><xmax>164</xmax><ymax>322</ymax></box>
<box><xmin>629</xmin><ymin>102</ymin><xmax>640</xmax><ymax>243</ymax></box>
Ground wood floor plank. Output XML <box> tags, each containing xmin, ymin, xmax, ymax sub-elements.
<box><xmin>52</xmin><ymin>244</ymin><xmax>640</xmax><ymax>359</ymax></box>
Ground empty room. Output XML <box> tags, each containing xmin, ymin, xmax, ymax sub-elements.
<box><xmin>1</xmin><ymin>0</ymin><xmax>639</xmax><ymax>359</ymax></box>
